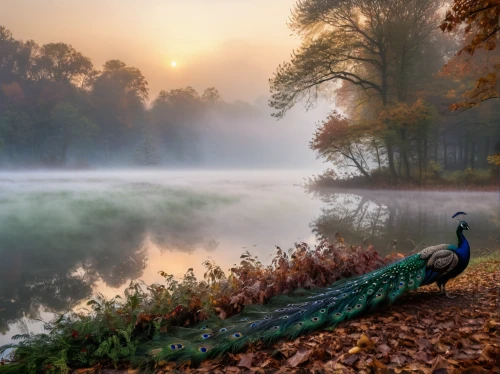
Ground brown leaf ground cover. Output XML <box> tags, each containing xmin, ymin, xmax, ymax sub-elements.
<box><xmin>154</xmin><ymin>259</ymin><xmax>499</xmax><ymax>374</ymax></box>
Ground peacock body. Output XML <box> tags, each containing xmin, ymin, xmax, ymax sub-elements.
<box><xmin>137</xmin><ymin>212</ymin><xmax>471</xmax><ymax>365</ymax></box>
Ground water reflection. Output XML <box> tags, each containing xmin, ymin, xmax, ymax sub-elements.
<box><xmin>0</xmin><ymin>177</ymin><xmax>234</xmax><ymax>335</ymax></box>
<box><xmin>310</xmin><ymin>188</ymin><xmax>500</xmax><ymax>255</ymax></box>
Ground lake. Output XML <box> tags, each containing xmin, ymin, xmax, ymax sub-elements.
<box><xmin>0</xmin><ymin>170</ymin><xmax>498</xmax><ymax>346</ymax></box>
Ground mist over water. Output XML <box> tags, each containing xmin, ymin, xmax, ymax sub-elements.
<box><xmin>0</xmin><ymin>170</ymin><xmax>498</xmax><ymax>346</ymax></box>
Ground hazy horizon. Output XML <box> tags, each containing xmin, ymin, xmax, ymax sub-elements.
<box><xmin>1</xmin><ymin>0</ymin><xmax>301</xmax><ymax>103</ymax></box>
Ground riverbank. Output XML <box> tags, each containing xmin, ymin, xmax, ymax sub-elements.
<box><xmin>305</xmin><ymin>169</ymin><xmax>500</xmax><ymax>192</ymax></box>
<box><xmin>1</xmin><ymin>251</ymin><xmax>498</xmax><ymax>373</ymax></box>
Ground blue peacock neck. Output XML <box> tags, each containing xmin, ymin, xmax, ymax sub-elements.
<box><xmin>455</xmin><ymin>225</ymin><xmax>470</xmax><ymax>261</ymax></box>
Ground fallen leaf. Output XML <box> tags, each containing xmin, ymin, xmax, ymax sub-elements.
<box><xmin>287</xmin><ymin>349</ymin><xmax>312</xmax><ymax>367</ymax></box>
<box><xmin>237</xmin><ymin>353</ymin><xmax>254</xmax><ymax>369</ymax></box>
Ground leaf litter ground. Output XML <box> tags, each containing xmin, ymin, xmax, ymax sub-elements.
<box><xmin>152</xmin><ymin>260</ymin><xmax>499</xmax><ymax>374</ymax></box>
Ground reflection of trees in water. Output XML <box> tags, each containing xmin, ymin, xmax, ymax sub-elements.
<box><xmin>310</xmin><ymin>189</ymin><xmax>500</xmax><ymax>256</ymax></box>
<box><xmin>0</xmin><ymin>186</ymin><xmax>228</xmax><ymax>333</ymax></box>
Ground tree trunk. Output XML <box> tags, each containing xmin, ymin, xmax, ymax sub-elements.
<box><xmin>463</xmin><ymin>133</ymin><xmax>468</xmax><ymax>169</ymax></box>
<box><xmin>385</xmin><ymin>140</ymin><xmax>398</xmax><ymax>182</ymax></box>
<box><xmin>470</xmin><ymin>138</ymin><xmax>476</xmax><ymax>169</ymax></box>
<box><xmin>443</xmin><ymin>134</ymin><xmax>448</xmax><ymax>169</ymax></box>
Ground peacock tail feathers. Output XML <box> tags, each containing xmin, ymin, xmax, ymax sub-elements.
<box><xmin>141</xmin><ymin>253</ymin><xmax>428</xmax><ymax>364</ymax></box>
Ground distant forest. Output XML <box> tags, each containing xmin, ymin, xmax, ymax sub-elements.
<box><xmin>0</xmin><ymin>26</ymin><xmax>296</xmax><ymax>169</ymax></box>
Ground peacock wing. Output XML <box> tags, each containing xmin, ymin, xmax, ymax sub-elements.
<box><xmin>426</xmin><ymin>249</ymin><xmax>459</xmax><ymax>274</ymax></box>
<box><xmin>419</xmin><ymin>244</ymin><xmax>450</xmax><ymax>259</ymax></box>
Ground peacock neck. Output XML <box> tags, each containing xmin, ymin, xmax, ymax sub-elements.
<box><xmin>455</xmin><ymin>226</ymin><xmax>470</xmax><ymax>259</ymax></box>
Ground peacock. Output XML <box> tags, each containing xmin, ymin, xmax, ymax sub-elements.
<box><xmin>136</xmin><ymin>212</ymin><xmax>471</xmax><ymax>366</ymax></box>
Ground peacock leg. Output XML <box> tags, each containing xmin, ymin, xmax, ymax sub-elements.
<box><xmin>440</xmin><ymin>283</ymin><xmax>455</xmax><ymax>299</ymax></box>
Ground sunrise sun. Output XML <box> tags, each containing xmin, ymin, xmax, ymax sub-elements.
<box><xmin>171</xmin><ymin>61</ymin><xmax>177</xmax><ymax>68</ymax></box>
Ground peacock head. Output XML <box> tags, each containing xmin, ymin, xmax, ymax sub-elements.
<box><xmin>452</xmin><ymin>212</ymin><xmax>470</xmax><ymax>231</ymax></box>
<box><xmin>459</xmin><ymin>221</ymin><xmax>470</xmax><ymax>231</ymax></box>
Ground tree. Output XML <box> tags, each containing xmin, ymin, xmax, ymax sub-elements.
<box><xmin>91</xmin><ymin>60</ymin><xmax>148</xmax><ymax>154</ymax></box>
<box><xmin>40</xmin><ymin>102</ymin><xmax>96</xmax><ymax>165</ymax></box>
<box><xmin>441</xmin><ymin>1</ymin><xmax>500</xmax><ymax>108</ymax></box>
<box><xmin>270</xmin><ymin>0</ymin><xmax>442</xmax><ymax>181</ymax></box>
<box><xmin>270</xmin><ymin>0</ymin><xmax>441</xmax><ymax>117</ymax></box>
<box><xmin>134</xmin><ymin>134</ymin><xmax>161</xmax><ymax>166</ymax></box>
<box><xmin>201</xmin><ymin>87</ymin><xmax>222</xmax><ymax>105</ymax></box>
<box><xmin>36</xmin><ymin>43</ymin><xmax>95</xmax><ymax>88</ymax></box>
<box><xmin>377</xmin><ymin>100</ymin><xmax>435</xmax><ymax>180</ymax></box>
<box><xmin>311</xmin><ymin>111</ymin><xmax>373</xmax><ymax>182</ymax></box>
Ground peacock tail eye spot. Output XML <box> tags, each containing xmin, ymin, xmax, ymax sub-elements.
<box><xmin>233</xmin><ymin>333</ymin><xmax>242</xmax><ymax>338</ymax></box>
<box><xmin>356</xmin><ymin>304</ymin><xmax>362</xmax><ymax>308</ymax></box>
<box><xmin>367</xmin><ymin>289</ymin><xmax>373</xmax><ymax>294</ymax></box>
<box><xmin>359</xmin><ymin>295</ymin><xmax>365</xmax><ymax>300</ymax></box>
<box><xmin>200</xmin><ymin>326</ymin><xmax>207</xmax><ymax>330</ymax></box>
<box><xmin>376</xmin><ymin>293</ymin><xmax>382</xmax><ymax>297</ymax></box>
<box><xmin>282</xmin><ymin>315</ymin><xmax>289</xmax><ymax>319</ymax></box>
<box><xmin>176</xmin><ymin>344</ymin><xmax>183</xmax><ymax>349</ymax></box>
<box><xmin>299</xmin><ymin>310</ymin><xmax>306</xmax><ymax>314</ymax></box>
<box><xmin>417</xmin><ymin>275</ymin><xmax>422</xmax><ymax>280</ymax></box>
<box><xmin>335</xmin><ymin>313</ymin><xmax>341</xmax><ymax>316</ymax></box>
<box><xmin>399</xmin><ymin>282</ymin><xmax>404</xmax><ymax>287</ymax></box>
<box><xmin>297</xmin><ymin>322</ymin><xmax>303</xmax><ymax>326</ymax></box>
<box><xmin>220</xmin><ymin>328</ymin><xmax>227</xmax><ymax>332</ymax></box>
<box><xmin>170</xmin><ymin>344</ymin><xmax>177</xmax><ymax>350</ymax></box>
<box><xmin>199</xmin><ymin>347</ymin><xmax>208</xmax><ymax>353</ymax></box>
<box><xmin>250</xmin><ymin>323</ymin><xmax>257</xmax><ymax>328</ymax></box>
<box><xmin>346</xmin><ymin>307</ymin><xmax>353</xmax><ymax>312</ymax></box>
<box><xmin>273</xmin><ymin>326</ymin><xmax>280</xmax><ymax>330</ymax></box>
<box><xmin>202</xmin><ymin>334</ymin><xmax>211</xmax><ymax>339</ymax></box>
<box><xmin>311</xmin><ymin>317</ymin><xmax>319</xmax><ymax>322</ymax></box>
<box><xmin>320</xmin><ymin>309</ymin><xmax>326</xmax><ymax>313</ymax></box>
<box><xmin>372</xmin><ymin>283</ymin><xmax>377</xmax><ymax>287</ymax></box>
<box><xmin>409</xmin><ymin>281</ymin><xmax>414</xmax><ymax>286</ymax></box>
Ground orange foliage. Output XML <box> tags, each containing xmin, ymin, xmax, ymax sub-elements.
<box><xmin>441</xmin><ymin>1</ymin><xmax>500</xmax><ymax>109</ymax></box>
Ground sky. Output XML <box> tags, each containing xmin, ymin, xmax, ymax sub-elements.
<box><xmin>0</xmin><ymin>0</ymin><xmax>302</xmax><ymax>103</ymax></box>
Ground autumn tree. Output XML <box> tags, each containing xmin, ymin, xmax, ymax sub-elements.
<box><xmin>311</xmin><ymin>111</ymin><xmax>373</xmax><ymax>182</ymax></box>
<box><xmin>441</xmin><ymin>0</ymin><xmax>500</xmax><ymax>108</ymax></box>
<box><xmin>270</xmin><ymin>0</ymin><xmax>443</xmax><ymax>181</ymax></box>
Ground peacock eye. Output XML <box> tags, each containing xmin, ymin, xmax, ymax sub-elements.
<box><xmin>311</xmin><ymin>317</ymin><xmax>319</xmax><ymax>322</ymax></box>
<box><xmin>233</xmin><ymin>333</ymin><xmax>242</xmax><ymax>338</ymax></box>
<box><xmin>319</xmin><ymin>309</ymin><xmax>326</xmax><ymax>313</ymax></box>
<box><xmin>202</xmin><ymin>334</ymin><xmax>211</xmax><ymax>339</ymax></box>
<box><xmin>273</xmin><ymin>326</ymin><xmax>280</xmax><ymax>330</ymax></box>
<box><xmin>170</xmin><ymin>344</ymin><xmax>177</xmax><ymax>350</ymax></box>
<box><xmin>297</xmin><ymin>322</ymin><xmax>303</xmax><ymax>326</ymax></box>
<box><xmin>176</xmin><ymin>344</ymin><xmax>183</xmax><ymax>349</ymax></box>
<box><xmin>220</xmin><ymin>328</ymin><xmax>227</xmax><ymax>332</ymax></box>
<box><xmin>356</xmin><ymin>304</ymin><xmax>362</xmax><ymax>308</ymax></box>
<box><xmin>199</xmin><ymin>347</ymin><xmax>208</xmax><ymax>353</ymax></box>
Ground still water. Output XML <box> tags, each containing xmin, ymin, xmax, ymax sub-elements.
<box><xmin>0</xmin><ymin>170</ymin><xmax>499</xmax><ymax>345</ymax></box>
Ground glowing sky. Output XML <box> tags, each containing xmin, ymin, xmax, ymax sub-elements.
<box><xmin>1</xmin><ymin>0</ymin><xmax>300</xmax><ymax>102</ymax></box>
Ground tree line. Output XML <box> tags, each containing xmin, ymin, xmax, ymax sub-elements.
<box><xmin>270</xmin><ymin>0</ymin><xmax>500</xmax><ymax>185</ymax></box>
<box><xmin>0</xmin><ymin>26</ymin><xmax>264</xmax><ymax>168</ymax></box>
